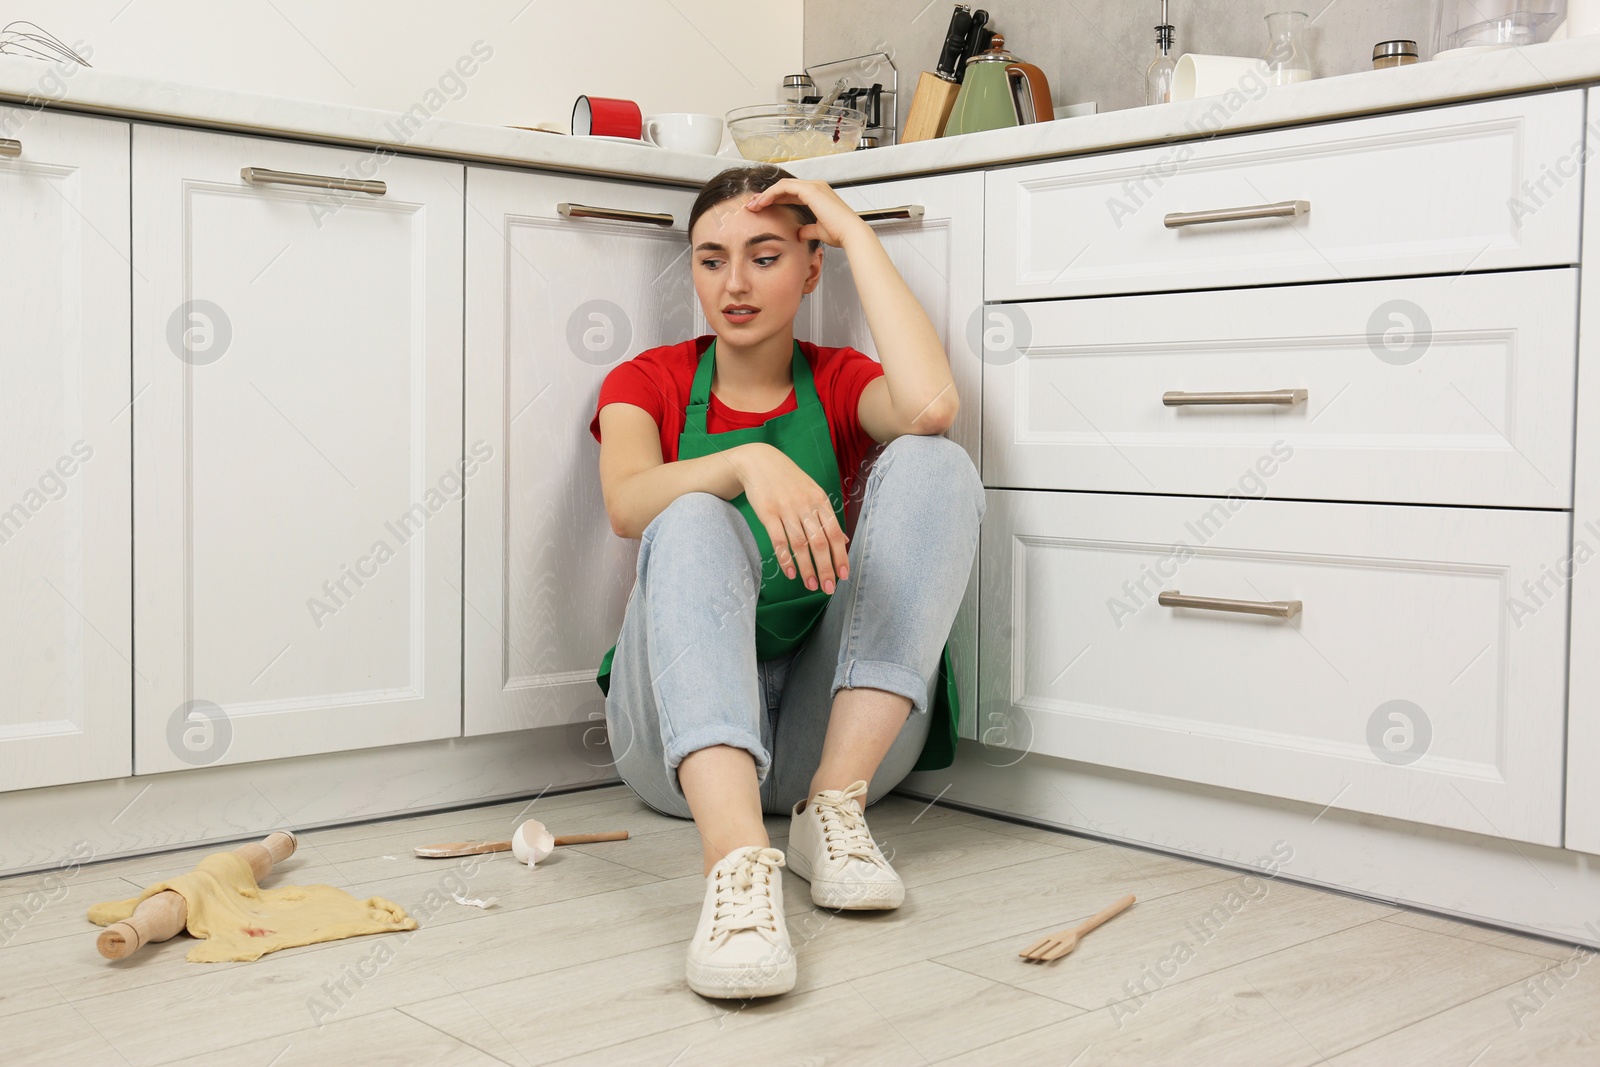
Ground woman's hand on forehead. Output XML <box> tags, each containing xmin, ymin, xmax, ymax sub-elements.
<box><xmin>742</xmin><ymin>177</ymin><xmax>871</xmax><ymax>250</ymax></box>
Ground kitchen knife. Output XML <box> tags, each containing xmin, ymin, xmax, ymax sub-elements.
<box><xmin>903</xmin><ymin>4</ymin><xmax>979</xmax><ymax>142</ymax></box>
<box><xmin>936</xmin><ymin>5</ymin><xmax>975</xmax><ymax>82</ymax></box>
<box><xmin>957</xmin><ymin>10</ymin><xmax>990</xmax><ymax>81</ymax></box>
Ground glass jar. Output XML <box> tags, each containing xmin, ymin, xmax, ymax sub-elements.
<box><xmin>779</xmin><ymin>74</ymin><xmax>815</xmax><ymax>106</ymax></box>
<box><xmin>1372</xmin><ymin>40</ymin><xmax>1419</xmax><ymax>68</ymax></box>
<box><xmin>1263</xmin><ymin>10</ymin><xmax>1314</xmax><ymax>84</ymax></box>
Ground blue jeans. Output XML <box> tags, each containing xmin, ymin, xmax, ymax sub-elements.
<box><xmin>603</xmin><ymin>433</ymin><xmax>985</xmax><ymax>817</ymax></box>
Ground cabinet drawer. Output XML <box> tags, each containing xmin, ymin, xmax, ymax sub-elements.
<box><xmin>986</xmin><ymin>91</ymin><xmax>1583</xmax><ymax>300</ymax></box>
<box><xmin>978</xmin><ymin>490</ymin><xmax>1569</xmax><ymax>845</ymax></box>
<box><xmin>982</xmin><ymin>270</ymin><xmax>1578</xmax><ymax>508</ymax></box>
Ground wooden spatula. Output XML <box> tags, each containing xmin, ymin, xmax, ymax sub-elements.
<box><xmin>413</xmin><ymin>830</ymin><xmax>627</xmax><ymax>858</ymax></box>
<box><xmin>1018</xmin><ymin>893</ymin><xmax>1136</xmax><ymax>962</ymax></box>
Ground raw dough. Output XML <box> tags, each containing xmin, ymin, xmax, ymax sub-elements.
<box><xmin>87</xmin><ymin>850</ymin><xmax>416</xmax><ymax>962</ymax></box>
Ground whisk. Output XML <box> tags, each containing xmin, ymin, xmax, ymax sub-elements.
<box><xmin>0</xmin><ymin>21</ymin><xmax>93</xmax><ymax>65</ymax></box>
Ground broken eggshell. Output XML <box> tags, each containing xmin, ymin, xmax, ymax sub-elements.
<box><xmin>510</xmin><ymin>819</ymin><xmax>555</xmax><ymax>867</ymax></box>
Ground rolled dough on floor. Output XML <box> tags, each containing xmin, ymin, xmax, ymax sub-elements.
<box><xmin>87</xmin><ymin>850</ymin><xmax>416</xmax><ymax>962</ymax></box>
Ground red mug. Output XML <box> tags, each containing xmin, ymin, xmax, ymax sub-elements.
<box><xmin>572</xmin><ymin>96</ymin><xmax>642</xmax><ymax>138</ymax></box>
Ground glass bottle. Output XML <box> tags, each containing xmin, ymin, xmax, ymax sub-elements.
<box><xmin>1146</xmin><ymin>0</ymin><xmax>1177</xmax><ymax>105</ymax></box>
<box><xmin>1263</xmin><ymin>10</ymin><xmax>1313</xmax><ymax>85</ymax></box>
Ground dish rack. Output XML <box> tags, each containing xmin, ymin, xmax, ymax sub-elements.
<box><xmin>803</xmin><ymin>51</ymin><xmax>899</xmax><ymax>147</ymax></box>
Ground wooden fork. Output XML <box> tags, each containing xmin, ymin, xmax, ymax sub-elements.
<box><xmin>1018</xmin><ymin>893</ymin><xmax>1136</xmax><ymax>962</ymax></box>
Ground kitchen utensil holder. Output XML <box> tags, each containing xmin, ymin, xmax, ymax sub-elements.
<box><xmin>804</xmin><ymin>51</ymin><xmax>899</xmax><ymax>146</ymax></box>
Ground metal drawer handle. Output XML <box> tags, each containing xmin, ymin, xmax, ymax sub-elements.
<box><xmin>857</xmin><ymin>204</ymin><xmax>925</xmax><ymax>223</ymax></box>
<box><xmin>1163</xmin><ymin>389</ymin><xmax>1307</xmax><ymax>406</ymax></box>
<box><xmin>556</xmin><ymin>202</ymin><xmax>675</xmax><ymax>227</ymax></box>
<box><xmin>0</xmin><ymin>138</ymin><xmax>20</xmax><ymax>158</ymax></box>
<box><xmin>1164</xmin><ymin>200</ymin><xmax>1310</xmax><ymax>228</ymax></box>
<box><xmin>1159</xmin><ymin>590</ymin><xmax>1302</xmax><ymax>619</ymax></box>
<box><xmin>241</xmin><ymin>167</ymin><xmax>386</xmax><ymax>196</ymax></box>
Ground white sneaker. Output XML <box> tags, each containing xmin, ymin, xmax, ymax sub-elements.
<box><xmin>787</xmin><ymin>780</ymin><xmax>905</xmax><ymax>910</ymax></box>
<box><xmin>685</xmin><ymin>845</ymin><xmax>796</xmax><ymax>998</ymax></box>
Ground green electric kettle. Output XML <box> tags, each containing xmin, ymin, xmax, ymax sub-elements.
<box><xmin>942</xmin><ymin>33</ymin><xmax>1055</xmax><ymax>137</ymax></box>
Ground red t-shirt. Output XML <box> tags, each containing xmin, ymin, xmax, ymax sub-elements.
<box><xmin>589</xmin><ymin>334</ymin><xmax>886</xmax><ymax>533</ymax></box>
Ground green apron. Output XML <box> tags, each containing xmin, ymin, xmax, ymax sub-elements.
<box><xmin>596</xmin><ymin>338</ymin><xmax>958</xmax><ymax>771</ymax></box>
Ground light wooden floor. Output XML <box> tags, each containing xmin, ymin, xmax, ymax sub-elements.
<box><xmin>4</xmin><ymin>783</ymin><xmax>1597</xmax><ymax>1066</ymax></box>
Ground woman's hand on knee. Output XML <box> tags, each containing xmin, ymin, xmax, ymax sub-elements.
<box><xmin>735</xmin><ymin>443</ymin><xmax>849</xmax><ymax>594</ymax></box>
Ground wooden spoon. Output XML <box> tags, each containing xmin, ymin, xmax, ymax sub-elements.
<box><xmin>413</xmin><ymin>830</ymin><xmax>627</xmax><ymax>858</ymax></box>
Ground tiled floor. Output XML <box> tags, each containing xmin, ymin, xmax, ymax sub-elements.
<box><xmin>3</xmin><ymin>783</ymin><xmax>1596</xmax><ymax>1066</ymax></box>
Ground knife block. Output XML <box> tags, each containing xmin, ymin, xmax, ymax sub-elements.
<box><xmin>902</xmin><ymin>72</ymin><xmax>962</xmax><ymax>142</ymax></box>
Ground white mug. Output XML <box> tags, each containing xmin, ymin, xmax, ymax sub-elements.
<box><xmin>642</xmin><ymin>113</ymin><xmax>723</xmax><ymax>154</ymax></box>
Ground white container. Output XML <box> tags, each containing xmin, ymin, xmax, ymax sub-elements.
<box><xmin>1551</xmin><ymin>0</ymin><xmax>1600</xmax><ymax>37</ymax></box>
<box><xmin>1434</xmin><ymin>0</ymin><xmax>1566</xmax><ymax>52</ymax></box>
<box><xmin>1575</xmin><ymin>0</ymin><xmax>1600</xmax><ymax>34</ymax></box>
<box><xmin>1170</xmin><ymin>54</ymin><xmax>1271</xmax><ymax>102</ymax></box>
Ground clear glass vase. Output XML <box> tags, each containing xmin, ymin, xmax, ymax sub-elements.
<box><xmin>1263</xmin><ymin>10</ymin><xmax>1314</xmax><ymax>85</ymax></box>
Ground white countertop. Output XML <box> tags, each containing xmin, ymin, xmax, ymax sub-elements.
<box><xmin>5</xmin><ymin>37</ymin><xmax>1600</xmax><ymax>189</ymax></box>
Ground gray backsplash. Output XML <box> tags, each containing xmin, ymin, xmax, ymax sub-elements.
<box><xmin>805</xmin><ymin>0</ymin><xmax>1438</xmax><ymax>117</ymax></box>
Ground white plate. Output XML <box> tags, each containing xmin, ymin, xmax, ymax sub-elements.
<box><xmin>1432</xmin><ymin>44</ymin><xmax>1509</xmax><ymax>60</ymax></box>
<box><xmin>584</xmin><ymin>134</ymin><xmax>655</xmax><ymax>145</ymax></box>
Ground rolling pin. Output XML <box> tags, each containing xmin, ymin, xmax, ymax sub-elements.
<box><xmin>96</xmin><ymin>830</ymin><xmax>298</xmax><ymax>960</ymax></box>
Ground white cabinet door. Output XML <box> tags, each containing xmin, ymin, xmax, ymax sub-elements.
<box><xmin>980</xmin><ymin>489</ymin><xmax>1570</xmax><ymax>846</ymax></box>
<box><xmin>983</xmin><ymin>270</ymin><xmax>1579</xmax><ymax>509</ymax></box>
<box><xmin>0</xmin><ymin>109</ymin><xmax>132</xmax><ymax>791</ymax></box>
<box><xmin>464</xmin><ymin>168</ymin><xmax>699</xmax><ymax>736</ymax></box>
<box><xmin>132</xmin><ymin>125</ymin><xmax>464</xmax><ymax>773</ymax></box>
<box><xmin>805</xmin><ymin>172</ymin><xmax>984</xmax><ymax>467</ymax></box>
<box><xmin>1565</xmin><ymin>86</ymin><xmax>1600</xmax><ymax>856</ymax></box>
<box><xmin>986</xmin><ymin>91</ymin><xmax>1584</xmax><ymax>300</ymax></box>
<box><xmin>805</xmin><ymin>171</ymin><xmax>985</xmax><ymax>738</ymax></box>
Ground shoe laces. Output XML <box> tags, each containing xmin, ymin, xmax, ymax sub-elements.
<box><xmin>708</xmin><ymin>846</ymin><xmax>786</xmax><ymax>946</ymax></box>
<box><xmin>812</xmin><ymin>781</ymin><xmax>890</xmax><ymax>870</ymax></box>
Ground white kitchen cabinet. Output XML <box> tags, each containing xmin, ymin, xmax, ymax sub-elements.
<box><xmin>979</xmin><ymin>489</ymin><xmax>1570</xmax><ymax>846</ymax></box>
<box><xmin>463</xmin><ymin>167</ymin><xmax>699</xmax><ymax>736</ymax></box>
<box><xmin>805</xmin><ymin>172</ymin><xmax>984</xmax><ymax>468</ymax></box>
<box><xmin>131</xmin><ymin>124</ymin><xmax>464</xmax><ymax>773</ymax></box>
<box><xmin>986</xmin><ymin>91</ymin><xmax>1584</xmax><ymax>300</ymax></box>
<box><xmin>1565</xmin><ymin>86</ymin><xmax>1600</xmax><ymax>857</ymax></box>
<box><xmin>983</xmin><ymin>269</ymin><xmax>1579</xmax><ymax>509</ymax></box>
<box><xmin>805</xmin><ymin>171</ymin><xmax>985</xmax><ymax>738</ymax></box>
<box><xmin>0</xmin><ymin>108</ymin><xmax>132</xmax><ymax>791</ymax></box>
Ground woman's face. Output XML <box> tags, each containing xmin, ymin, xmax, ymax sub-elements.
<box><xmin>690</xmin><ymin>194</ymin><xmax>822</xmax><ymax>347</ymax></box>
